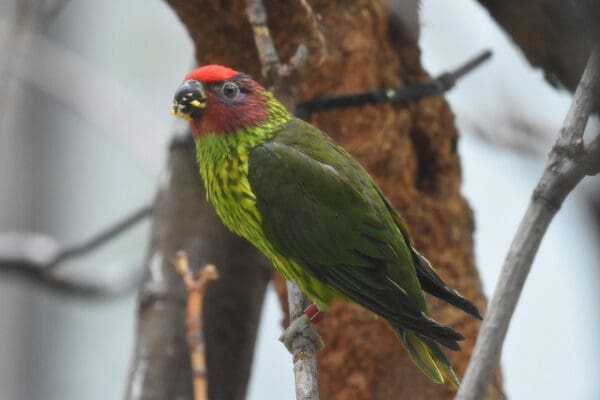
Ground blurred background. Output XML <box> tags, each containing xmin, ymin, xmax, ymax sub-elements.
<box><xmin>0</xmin><ymin>1</ymin><xmax>598</xmax><ymax>399</ymax></box>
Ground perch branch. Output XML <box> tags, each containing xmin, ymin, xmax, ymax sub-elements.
<box><xmin>457</xmin><ymin>46</ymin><xmax>600</xmax><ymax>400</ymax></box>
<box><xmin>0</xmin><ymin>204</ymin><xmax>150</xmax><ymax>297</ymax></box>
<box><xmin>286</xmin><ymin>281</ymin><xmax>321</xmax><ymax>400</ymax></box>
<box><xmin>173</xmin><ymin>251</ymin><xmax>219</xmax><ymax>400</ymax></box>
<box><xmin>245</xmin><ymin>1</ymin><xmax>318</xmax><ymax>399</ymax></box>
<box><xmin>294</xmin><ymin>50</ymin><xmax>491</xmax><ymax>117</ymax></box>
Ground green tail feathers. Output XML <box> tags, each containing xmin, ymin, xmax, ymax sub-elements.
<box><xmin>400</xmin><ymin>330</ymin><xmax>460</xmax><ymax>387</ymax></box>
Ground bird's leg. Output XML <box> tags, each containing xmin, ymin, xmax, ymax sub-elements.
<box><xmin>279</xmin><ymin>304</ymin><xmax>324</xmax><ymax>353</ymax></box>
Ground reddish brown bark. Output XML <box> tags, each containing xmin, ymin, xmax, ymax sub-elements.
<box><xmin>165</xmin><ymin>1</ymin><xmax>505</xmax><ymax>398</ymax></box>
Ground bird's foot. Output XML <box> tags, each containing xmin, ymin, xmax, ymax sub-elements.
<box><xmin>279</xmin><ymin>304</ymin><xmax>324</xmax><ymax>353</ymax></box>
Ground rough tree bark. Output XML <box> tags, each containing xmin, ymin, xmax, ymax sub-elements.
<box><xmin>149</xmin><ymin>1</ymin><xmax>506</xmax><ymax>399</ymax></box>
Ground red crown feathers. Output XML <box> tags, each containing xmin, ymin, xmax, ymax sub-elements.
<box><xmin>184</xmin><ymin>65</ymin><xmax>239</xmax><ymax>83</ymax></box>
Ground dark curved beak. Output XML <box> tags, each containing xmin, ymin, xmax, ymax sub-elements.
<box><xmin>172</xmin><ymin>79</ymin><xmax>207</xmax><ymax>121</ymax></box>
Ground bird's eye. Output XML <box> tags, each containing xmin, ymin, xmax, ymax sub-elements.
<box><xmin>221</xmin><ymin>82</ymin><xmax>240</xmax><ymax>100</ymax></box>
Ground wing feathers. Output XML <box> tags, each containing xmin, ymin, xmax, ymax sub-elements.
<box><xmin>247</xmin><ymin>119</ymin><xmax>475</xmax><ymax>350</ymax></box>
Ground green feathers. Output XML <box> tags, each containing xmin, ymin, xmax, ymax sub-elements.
<box><xmin>193</xmin><ymin>88</ymin><xmax>479</xmax><ymax>386</ymax></box>
<box><xmin>401</xmin><ymin>330</ymin><xmax>460</xmax><ymax>387</ymax></box>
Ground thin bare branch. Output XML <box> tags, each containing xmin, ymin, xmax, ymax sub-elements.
<box><xmin>2</xmin><ymin>1</ymin><xmax>166</xmax><ymax>176</ymax></box>
<box><xmin>38</xmin><ymin>261</ymin><xmax>144</xmax><ymax>298</ymax></box>
<box><xmin>462</xmin><ymin>111</ymin><xmax>555</xmax><ymax>157</ymax></box>
<box><xmin>245</xmin><ymin>1</ymin><xmax>318</xmax><ymax>399</ymax></box>
<box><xmin>53</xmin><ymin>205</ymin><xmax>151</xmax><ymax>265</ymax></box>
<box><xmin>18</xmin><ymin>31</ymin><xmax>169</xmax><ymax>174</ymax></box>
<box><xmin>295</xmin><ymin>50</ymin><xmax>492</xmax><ymax>117</ymax></box>
<box><xmin>0</xmin><ymin>205</ymin><xmax>150</xmax><ymax>297</ymax></box>
<box><xmin>457</xmin><ymin>46</ymin><xmax>600</xmax><ymax>400</ymax></box>
<box><xmin>172</xmin><ymin>251</ymin><xmax>219</xmax><ymax>400</ymax></box>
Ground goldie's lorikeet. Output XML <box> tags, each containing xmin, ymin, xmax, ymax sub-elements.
<box><xmin>172</xmin><ymin>65</ymin><xmax>481</xmax><ymax>386</ymax></box>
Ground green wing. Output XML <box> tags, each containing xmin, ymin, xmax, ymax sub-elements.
<box><xmin>247</xmin><ymin>118</ymin><xmax>463</xmax><ymax>349</ymax></box>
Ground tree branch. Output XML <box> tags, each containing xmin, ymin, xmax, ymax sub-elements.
<box><xmin>457</xmin><ymin>46</ymin><xmax>600</xmax><ymax>400</ymax></box>
<box><xmin>286</xmin><ymin>282</ymin><xmax>320</xmax><ymax>400</ymax></box>
<box><xmin>295</xmin><ymin>50</ymin><xmax>491</xmax><ymax>118</ymax></box>
<box><xmin>245</xmin><ymin>1</ymin><xmax>318</xmax><ymax>399</ymax></box>
<box><xmin>16</xmin><ymin>30</ymin><xmax>170</xmax><ymax>174</ymax></box>
<box><xmin>0</xmin><ymin>205</ymin><xmax>150</xmax><ymax>297</ymax></box>
<box><xmin>172</xmin><ymin>251</ymin><xmax>219</xmax><ymax>400</ymax></box>
<box><xmin>53</xmin><ymin>205</ymin><xmax>152</xmax><ymax>265</ymax></box>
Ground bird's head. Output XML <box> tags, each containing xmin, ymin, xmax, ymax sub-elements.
<box><xmin>172</xmin><ymin>65</ymin><xmax>270</xmax><ymax>137</ymax></box>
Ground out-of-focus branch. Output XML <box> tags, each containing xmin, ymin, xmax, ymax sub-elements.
<box><xmin>462</xmin><ymin>111</ymin><xmax>556</xmax><ymax>157</ymax></box>
<box><xmin>40</xmin><ymin>0</ymin><xmax>72</xmax><ymax>29</ymax></box>
<box><xmin>457</xmin><ymin>46</ymin><xmax>600</xmax><ymax>400</ymax></box>
<box><xmin>245</xmin><ymin>1</ymin><xmax>318</xmax><ymax>399</ymax></box>
<box><xmin>0</xmin><ymin>2</ymin><xmax>42</xmax><ymax>165</ymax></box>
<box><xmin>1</xmin><ymin>0</ymin><xmax>73</xmax><ymax>167</ymax></box>
<box><xmin>0</xmin><ymin>15</ymin><xmax>169</xmax><ymax>174</ymax></box>
<box><xmin>0</xmin><ymin>205</ymin><xmax>151</xmax><ymax>297</ymax></box>
<box><xmin>172</xmin><ymin>251</ymin><xmax>219</xmax><ymax>400</ymax></box>
<box><xmin>0</xmin><ymin>205</ymin><xmax>150</xmax><ymax>267</ymax></box>
<box><xmin>19</xmin><ymin>32</ymin><xmax>169</xmax><ymax>174</ymax></box>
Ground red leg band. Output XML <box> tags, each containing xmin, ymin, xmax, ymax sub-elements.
<box><xmin>304</xmin><ymin>304</ymin><xmax>324</xmax><ymax>323</ymax></box>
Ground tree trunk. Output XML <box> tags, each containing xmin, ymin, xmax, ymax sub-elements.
<box><xmin>158</xmin><ymin>1</ymin><xmax>505</xmax><ymax>398</ymax></box>
<box><xmin>125</xmin><ymin>134</ymin><xmax>271</xmax><ymax>400</ymax></box>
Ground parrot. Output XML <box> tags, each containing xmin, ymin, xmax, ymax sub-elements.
<box><xmin>171</xmin><ymin>64</ymin><xmax>481</xmax><ymax>386</ymax></box>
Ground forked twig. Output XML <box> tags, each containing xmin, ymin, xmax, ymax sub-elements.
<box><xmin>173</xmin><ymin>251</ymin><xmax>219</xmax><ymax>400</ymax></box>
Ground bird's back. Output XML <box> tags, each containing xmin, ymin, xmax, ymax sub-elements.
<box><xmin>248</xmin><ymin>118</ymin><xmax>429</xmax><ymax>311</ymax></box>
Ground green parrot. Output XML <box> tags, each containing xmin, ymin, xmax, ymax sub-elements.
<box><xmin>172</xmin><ymin>65</ymin><xmax>481</xmax><ymax>386</ymax></box>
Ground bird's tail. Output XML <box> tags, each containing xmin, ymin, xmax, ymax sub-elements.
<box><xmin>399</xmin><ymin>329</ymin><xmax>460</xmax><ymax>387</ymax></box>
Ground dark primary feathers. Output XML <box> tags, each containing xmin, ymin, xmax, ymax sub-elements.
<box><xmin>411</xmin><ymin>248</ymin><xmax>482</xmax><ymax>320</ymax></box>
